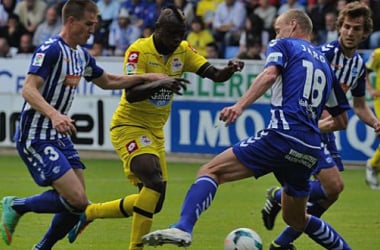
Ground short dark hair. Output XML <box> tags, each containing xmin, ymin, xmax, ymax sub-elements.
<box><xmin>61</xmin><ymin>0</ymin><xmax>99</xmax><ymax>23</ymax></box>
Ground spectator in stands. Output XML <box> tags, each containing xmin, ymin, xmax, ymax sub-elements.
<box><xmin>186</xmin><ymin>16</ymin><xmax>215</xmax><ymax>57</ymax></box>
<box><xmin>254</xmin><ymin>0</ymin><xmax>277</xmax><ymax>33</ymax></box>
<box><xmin>316</xmin><ymin>11</ymin><xmax>338</xmax><ymax>45</ymax></box>
<box><xmin>96</xmin><ymin>0</ymin><xmax>120</xmax><ymax>30</ymax></box>
<box><xmin>237</xmin><ymin>38</ymin><xmax>264</xmax><ymax>60</ymax></box>
<box><xmin>121</xmin><ymin>0</ymin><xmax>148</xmax><ymax>30</ymax></box>
<box><xmin>238</xmin><ymin>13</ymin><xmax>265</xmax><ymax>57</ymax></box>
<box><xmin>174</xmin><ymin>0</ymin><xmax>195</xmax><ymax>29</ymax></box>
<box><xmin>33</xmin><ymin>6</ymin><xmax>61</xmax><ymax>47</ymax></box>
<box><xmin>0</xmin><ymin>13</ymin><xmax>27</xmax><ymax>49</ymax></box>
<box><xmin>277</xmin><ymin>0</ymin><xmax>306</xmax><ymax>16</ymax></box>
<box><xmin>14</xmin><ymin>0</ymin><xmax>47</xmax><ymax>34</ymax></box>
<box><xmin>205</xmin><ymin>41</ymin><xmax>219</xmax><ymax>59</ymax></box>
<box><xmin>0</xmin><ymin>0</ymin><xmax>16</xmax><ymax>27</ymax></box>
<box><xmin>87</xmin><ymin>38</ymin><xmax>109</xmax><ymax>57</ymax></box>
<box><xmin>108</xmin><ymin>8</ymin><xmax>141</xmax><ymax>56</ymax></box>
<box><xmin>212</xmin><ymin>0</ymin><xmax>247</xmax><ymax>58</ymax></box>
<box><xmin>141</xmin><ymin>25</ymin><xmax>154</xmax><ymax>38</ymax></box>
<box><xmin>196</xmin><ymin>0</ymin><xmax>223</xmax><ymax>29</ymax></box>
<box><xmin>85</xmin><ymin>15</ymin><xmax>110</xmax><ymax>53</ymax></box>
<box><xmin>363</xmin><ymin>0</ymin><xmax>380</xmax><ymax>49</ymax></box>
<box><xmin>307</xmin><ymin>0</ymin><xmax>336</xmax><ymax>44</ymax></box>
<box><xmin>0</xmin><ymin>37</ymin><xmax>13</xmax><ymax>57</ymax></box>
<box><xmin>143</xmin><ymin>0</ymin><xmax>169</xmax><ymax>31</ymax></box>
<box><xmin>17</xmin><ymin>33</ymin><xmax>36</xmax><ymax>54</ymax></box>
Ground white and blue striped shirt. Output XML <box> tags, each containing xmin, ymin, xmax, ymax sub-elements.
<box><xmin>15</xmin><ymin>35</ymin><xmax>104</xmax><ymax>143</ymax></box>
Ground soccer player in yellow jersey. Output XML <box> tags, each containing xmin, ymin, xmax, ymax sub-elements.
<box><xmin>365</xmin><ymin>48</ymin><xmax>380</xmax><ymax>189</ymax></box>
<box><xmin>68</xmin><ymin>5</ymin><xmax>244</xmax><ymax>250</ymax></box>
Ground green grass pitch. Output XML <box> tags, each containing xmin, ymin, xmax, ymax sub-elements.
<box><xmin>0</xmin><ymin>153</ymin><xmax>379</xmax><ymax>249</ymax></box>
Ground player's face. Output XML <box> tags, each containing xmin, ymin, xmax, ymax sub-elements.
<box><xmin>274</xmin><ymin>16</ymin><xmax>295</xmax><ymax>39</ymax></box>
<box><xmin>71</xmin><ymin>11</ymin><xmax>97</xmax><ymax>46</ymax></box>
<box><xmin>157</xmin><ymin>24</ymin><xmax>186</xmax><ymax>53</ymax></box>
<box><xmin>339</xmin><ymin>16</ymin><xmax>366</xmax><ymax>50</ymax></box>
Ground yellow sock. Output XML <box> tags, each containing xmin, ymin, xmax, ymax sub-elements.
<box><xmin>368</xmin><ymin>146</ymin><xmax>380</xmax><ymax>171</ymax></box>
<box><xmin>129</xmin><ymin>187</ymin><xmax>160</xmax><ymax>250</ymax></box>
<box><xmin>85</xmin><ymin>194</ymin><xmax>138</xmax><ymax>220</ymax></box>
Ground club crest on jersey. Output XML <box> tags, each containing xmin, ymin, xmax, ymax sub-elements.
<box><xmin>126</xmin><ymin>140</ymin><xmax>139</xmax><ymax>154</ymax></box>
<box><xmin>140</xmin><ymin>135</ymin><xmax>152</xmax><ymax>146</ymax></box>
<box><xmin>32</xmin><ymin>53</ymin><xmax>45</xmax><ymax>66</ymax></box>
<box><xmin>128</xmin><ymin>51</ymin><xmax>140</xmax><ymax>63</ymax></box>
<box><xmin>125</xmin><ymin>63</ymin><xmax>137</xmax><ymax>74</ymax></box>
<box><xmin>172</xmin><ymin>58</ymin><xmax>183</xmax><ymax>72</ymax></box>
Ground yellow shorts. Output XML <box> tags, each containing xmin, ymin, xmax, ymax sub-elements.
<box><xmin>110</xmin><ymin>126</ymin><xmax>167</xmax><ymax>186</ymax></box>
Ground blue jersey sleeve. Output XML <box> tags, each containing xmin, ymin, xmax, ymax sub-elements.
<box><xmin>28</xmin><ymin>42</ymin><xmax>61</xmax><ymax>79</ymax></box>
<box><xmin>82</xmin><ymin>51</ymin><xmax>104</xmax><ymax>82</ymax></box>
<box><xmin>264</xmin><ymin>39</ymin><xmax>287</xmax><ymax>69</ymax></box>
<box><xmin>350</xmin><ymin>66</ymin><xmax>366</xmax><ymax>97</ymax></box>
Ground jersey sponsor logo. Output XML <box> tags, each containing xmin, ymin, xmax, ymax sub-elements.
<box><xmin>149</xmin><ymin>88</ymin><xmax>172</xmax><ymax>106</ymax></box>
<box><xmin>128</xmin><ymin>51</ymin><xmax>140</xmax><ymax>63</ymax></box>
<box><xmin>172</xmin><ymin>58</ymin><xmax>183</xmax><ymax>72</ymax></box>
<box><xmin>266</xmin><ymin>52</ymin><xmax>282</xmax><ymax>63</ymax></box>
<box><xmin>126</xmin><ymin>140</ymin><xmax>139</xmax><ymax>154</ymax></box>
<box><xmin>63</xmin><ymin>75</ymin><xmax>81</xmax><ymax>87</ymax></box>
<box><xmin>140</xmin><ymin>135</ymin><xmax>152</xmax><ymax>146</ymax></box>
<box><xmin>125</xmin><ymin>63</ymin><xmax>137</xmax><ymax>74</ymax></box>
<box><xmin>32</xmin><ymin>53</ymin><xmax>45</xmax><ymax>66</ymax></box>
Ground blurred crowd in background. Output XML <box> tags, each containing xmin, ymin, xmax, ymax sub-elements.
<box><xmin>0</xmin><ymin>0</ymin><xmax>379</xmax><ymax>59</ymax></box>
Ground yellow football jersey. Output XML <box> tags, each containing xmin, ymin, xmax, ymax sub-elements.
<box><xmin>111</xmin><ymin>36</ymin><xmax>208</xmax><ymax>130</ymax></box>
<box><xmin>366</xmin><ymin>48</ymin><xmax>380</xmax><ymax>90</ymax></box>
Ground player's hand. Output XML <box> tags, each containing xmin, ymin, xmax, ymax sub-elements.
<box><xmin>373</xmin><ymin>120</ymin><xmax>380</xmax><ymax>137</ymax></box>
<box><xmin>51</xmin><ymin>112</ymin><xmax>77</xmax><ymax>136</ymax></box>
<box><xmin>159</xmin><ymin>77</ymin><xmax>190</xmax><ymax>95</ymax></box>
<box><xmin>219</xmin><ymin>104</ymin><xmax>243</xmax><ymax>126</ymax></box>
<box><xmin>228</xmin><ymin>60</ymin><xmax>245</xmax><ymax>72</ymax></box>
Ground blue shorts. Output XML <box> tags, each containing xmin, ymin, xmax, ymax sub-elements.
<box><xmin>313</xmin><ymin>132</ymin><xmax>343</xmax><ymax>174</ymax></box>
<box><xmin>16</xmin><ymin>137</ymin><xmax>85</xmax><ymax>187</ymax></box>
<box><xmin>233</xmin><ymin>129</ymin><xmax>322</xmax><ymax>198</ymax></box>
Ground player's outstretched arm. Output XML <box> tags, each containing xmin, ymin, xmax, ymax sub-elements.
<box><xmin>126</xmin><ymin>77</ymin><xmax>190</xmax><ymax>103</ymax></box>
<box><xmin>202</xmin><ymin>60</ymin><xmax>244</xmax><ymax>82</ymax></box>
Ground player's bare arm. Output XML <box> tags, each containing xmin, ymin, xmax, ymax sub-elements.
<box><xmin>126</xmin><ymin>77</ymin><xmax>190</xmax><ymax>103</ymax></box>
<box><xmin>219</xmin><ymin>66</ymin><xmax>279</xmax><ymax>126</ymax></box>
<box><xmin>202</xmin><ymin>60</ymin><xmax>245</xmax><ymax>82</ymax></box>
<box><xmin>92</xmin><ymin>72</ymin><xmax>169</xmax><ymax>90</ymax></box>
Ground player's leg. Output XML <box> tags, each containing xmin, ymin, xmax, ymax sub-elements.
<box><xmin>1</xmin><ymin>139</ymin><xmax>88</xmax><ymax>247</ymax></box>
<box><xmin>281</xmin><ymin>191</ymin><xmax>351</xmax><ymax>249</ymax></box>
<box><xmin>142</xmin><ymin>147</ymin><xmax>254</xmax><ymax>247</ymax></box>
<box><xmin>366</xmin><ymin>98</ymin><xmax>380</xmax><ymax>189</ymax></box>
<box><xmin>128</xmin><ymin>153</ymin><xmax>165</xmax><ymax>250</ymax></box>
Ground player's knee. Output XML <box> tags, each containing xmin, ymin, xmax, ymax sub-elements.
<box><xmin>61</xmin><ymin>194</ymin><xmax>88</xmax><ymax>213</ymax></box>
<box><xmin>325</xmin><ymin>179</ymin><xmax>344</xmax><ymax>201</ymax></box>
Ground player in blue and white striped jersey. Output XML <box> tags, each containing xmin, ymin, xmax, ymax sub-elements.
<box><xmin>0</xmin><ymin>0</ymin><xmax>189</xmax><ymax>249</ymax></box>
<box><xmin>142</xmin><ymin>9</ymin><xmax>351</xmax><ymax>250</ymax></box>
<box><xmin>262</xmin><ymin>2</ymin><xmax>380</xmax><ymax>249</ymax></box>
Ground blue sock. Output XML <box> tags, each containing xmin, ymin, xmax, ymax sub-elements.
<box><xmin>274</xmin><ymin>226</ymin><xmax>302</xmax><ymax>246</ymax></box>
<box><xmin>12</xmin><ymin>190</ymin><xmax>73</xmax><ymax>214</ymax></box>
<box><xmin>175</xmin><ymin>176</ymin><xmax>218</xmax><ymax>234</ymax></box>
<box><xmin>273</xmin><ymin>202</ymin><xmax>327</xmax><ymax>246</ymax></box>
<box><xmin>308</xmin><ymin>180</ymin><xmax>327</xmax><ymax>202</ymax></box>
<box><xmin>273</xmin><ymin>189</ymin><xmax>281</xmax><ymax>204</ymax></box>
<box><xmin>304</xmin><ymin>215</ymin><xmax>351</xmax><ymax>249</ymax></box>
<box><xmin>34</xmin><ymin>212</ymin><xmax>80</xmax><ymax>250</ymax></box>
